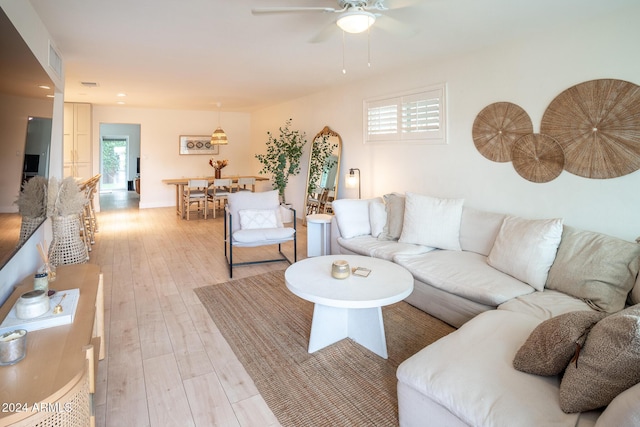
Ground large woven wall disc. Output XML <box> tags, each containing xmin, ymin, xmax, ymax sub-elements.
<box><xmin>472</xmin><ymin>102</ymin><xmax>533</xmax><ymax>162</ymax></box>
<box><xmin>540</xmin><ymin>79</ymin><xmax>640</xmax><ymax>179</ymax></box>
<box><xmin>512</xmin><ymin>134</ymin><xmax>565</xmax><ymax>183</ymax></box>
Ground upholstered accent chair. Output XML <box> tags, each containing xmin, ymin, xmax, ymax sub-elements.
<box><xmin>224</xmin><ymin>190</ymin><xmax>296</xmax><ymax>278</ymax></box>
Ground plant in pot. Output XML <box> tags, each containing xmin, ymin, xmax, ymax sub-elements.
<box><xmin>255</xmin><ymin>118</ymin><xmax>307</xmax><ymax>220</ymax></box>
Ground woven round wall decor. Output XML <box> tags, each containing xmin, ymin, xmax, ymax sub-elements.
<box><xmin>540</xmin><ymin>79</ymin><xmax>640</xmax><ymax>179</ymax></box>
<box><xmin>512</xmin><ymin>134</ymin><xmax>565</xmax><ymax>183</ymax></box>
<box><xmin>472</xmin><ymin>102</ymin><xmax>533</xmax><ymax>162</ymax></box>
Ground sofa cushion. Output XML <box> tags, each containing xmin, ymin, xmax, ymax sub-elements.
<box><xmin>378</xmin><ymin>192</ymin><xmax>405</xmax><ymax>241</ymax></box>
<box><xmin>369</xmin><ymin>201</ymin><xmax>386</xmax><ymax>238</ymax></box>
<box><xmin>332</xmin><ymin>198</ymin><xmax>378</xmax><ymax>239</ymax></box>
<box><xmin>498</xmin><ymin>289</ymin><xmax>596</xmax><ymax>321</ymax></box>
<box><xmin>337</xmin><ymin>236</ymin><xmax>434</xmax><ymax>260</ymax></box>
<box><xmin>546</xmin><ymin>226</ymin><xmax>640</xmax><ymax>313</ymax></box>
<box><xmin>513</xmin><ymin>310</ymin><xmax>607</xmax><ymax>376</ymax></box>
<box><xmin>487</xmin><ymin>216</ymin><xmax>563</xmax><ymax>291</ymax></box>
<box><xmin>631</xmin><ymin>274</ymin><xmax>640</xmax><ymax>306</ymax></box>
<box><xmin>397</xmin><ymin>310</ymin><xmax>580</xmax><ymax>427</ymax></box>
<box><xmin>559</xmin><ymin>304</ymin><xmax>640</xmax><ymax>413</ymax></box>
<box><xmin>594</xmin><ymin>382</ymin><xmax>640</xmax><ymax>427</ymax></box>
<box><xmin>394</xmin><ymin>251</ymin><xmax>534</xmax><ymax>306</ymax></box>
<box><xmin>459</xmin><ymin>207</ymin><xmax>506</xmax><ymax>256</ymax></box>
<box><xmin>399</xmin><ymin>193</ymin><xmax>463</xmax><ymax>251</ymax></box>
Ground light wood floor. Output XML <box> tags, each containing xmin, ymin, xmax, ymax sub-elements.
<box><xmin>93</xmin><ymin>190</ymin><xmax>308</xmax><ymax>427</ymax></box>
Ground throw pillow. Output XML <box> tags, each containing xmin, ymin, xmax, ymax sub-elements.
<box><xmin>378</xmin><ymin>193</ymin><xmax>405</xmax><ymax>241</ymax></box>
<box><xmin>238</xmin><ymin>209</ymin><xmax>279</xmax><ymax>230</ymax></box>
<box><xmin>513</xmin><ymin>310</ymin><xmax>607</xmax><ymax>376</ymax></box>
<box><xmin>559</xmin><ymin>304</ymin><xmax>640</xmax><ymax>413</ymax></box>
<box><xmin>487</xmin><ymin>216</ymin><xmax>563</xmax><ymax>291</ymax></box>
<box><xmin>398</xmin><ymin>192</ymin><xmax>464</xmax><ymax>251</ymax></box>
<box><xmin>546</xmin><ymin>226</ymin><xmax>640</xmax><ymax>313</ymax></box>
<box><xmin>369</xmin><ymin>201</ymin><xmax>387</xmax><ymax>238</ymax></box>
<box><xmin>332</xmin><ymin>198</ymin><xmax>374</xmax><ymax>239</ymax></box>
<box><xmin>227</xmin><ymin>190</ymin><xmax>282</xmax><ymax>232</ymax></box>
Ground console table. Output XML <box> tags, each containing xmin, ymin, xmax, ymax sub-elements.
<box><xmin>0</xmin><ymin>264</ymin><xmax>104</xmax><ymax>427</ymax></box>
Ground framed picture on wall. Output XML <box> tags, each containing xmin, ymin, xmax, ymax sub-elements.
<box><xmin>179</xmin><ymin>135</ymin><xmax>219</xmax><ymax>155</ymax></box>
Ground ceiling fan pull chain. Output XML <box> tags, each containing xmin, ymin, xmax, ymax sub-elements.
<box><xmin>367</xmin><ymin>26</ymin><xmax>371</xmax><ymax>68</ymax></box>
<box><xmin>342</xmin><ymin>30</ymin><xmax>347</xmax><ymax>74</ymax></box>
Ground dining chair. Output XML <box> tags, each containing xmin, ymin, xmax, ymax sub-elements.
<box><xmin>236</xmin><ymin>177</ymin><xmax>256</xmax><ymax>192</ymax></box>
<box><xmin>208</xmin><ymin>178</ymin><xmax>233</xmax><ymax>218</ymax></box>
<box><xmin>321</xmin><ymin>189</ymin><xmax>334</xmax><ymax>214</ymax></box>
<box><xmin>306</xmin><ymin>187</ymin><xmax>324</xmax><ymax>215</ymax></box>
<box><xmin>183</xmin><ymin>179</ymin><xmax>209</xmax><ymax>220</ymax></box>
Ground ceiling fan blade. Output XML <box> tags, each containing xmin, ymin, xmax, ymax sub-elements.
<box><xmin>251</xmin><ymin>7</ymin><xmax>339</xmax><ymax>15</ymax></box>
<box><xmin>375</xmin><ymin>13</ymin><xmax>418</xmax><ymax>38</ymax></box>
<box><xmin>308</xmin><ymin>21</ymin><xmax>338</xmax><ymax>43</ymax></box>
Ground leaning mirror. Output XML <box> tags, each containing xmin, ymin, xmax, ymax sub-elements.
<box><xmin>304</xmin><ymin>126</ymin><xmax>341</xmax><ymax>219</ymax></box>
<box><xmin>0</xmin><ymin>8</ymin><xmax>55</xmax><ymax>269</ymax></box>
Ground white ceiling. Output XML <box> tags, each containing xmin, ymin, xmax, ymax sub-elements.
<box><xmin>29</xmin><ymin>0</ymin><xmax>636</xmax><ymax>112</ymax></box>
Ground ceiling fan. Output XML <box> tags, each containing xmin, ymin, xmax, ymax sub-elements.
<box><xmin>252</xmin><ymin>0</ymin><xmax>389</xmax><ymax>34</ymax></box>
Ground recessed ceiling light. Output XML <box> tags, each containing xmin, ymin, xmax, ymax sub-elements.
<box><xmin>46</xmin><ymin>95</ymin><xmax>55</xmax><ymax>98</ymax></box>
<box><xmin>38</xmin><ymin>85</ymin><xmax>51</xmax><ymax>90</ymax></box>
<box><xmin>116</xmin><ymin>101</ymin><xmax>126</xmax><ymax>105</ymax></box>
<box><xmin>117</xmin><ymin>93</ymin><xmax>126</xmax><ymax>97</ymax></box>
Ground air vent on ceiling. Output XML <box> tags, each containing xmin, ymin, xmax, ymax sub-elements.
<box><xmin>48</xmin><ymin>41</ymin><xmax>62</xmax><ymax>77</ymax></box>
<box><xmin>81</xmin><ymin>81</ymin><xmax>100</xmax><ymax>88</ymax></box>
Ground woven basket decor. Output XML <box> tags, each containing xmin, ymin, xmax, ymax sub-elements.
<box><xmin>512</xmin><ymin>134</ymin><xmax>565</xmax><ymax>183</ymax></box>
<box><xmin>472</xmin><ymin>102</ymin><xmax>534</xmax><ymax>162</ymax></box>
<box><xmin>18</xmin><ymin>216</ymin><xmax>44</xmax><ymax>247</ymax></box>
<box><xmin>540</xmin><ymin>79</ymin><xmax>640</xmax><ymax>179</ymax></box>
<box><xmin>49</xmin><ymin>214</ymin><xmax>88</xmax><ymax>266</ymax></box>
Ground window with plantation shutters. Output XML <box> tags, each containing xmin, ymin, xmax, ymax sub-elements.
<box><xmin>364</xmin><ymin>83</ymin><xmax>446</xmax><ymax>144</ymax></box>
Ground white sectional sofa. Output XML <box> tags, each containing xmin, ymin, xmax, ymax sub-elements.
<box><xmin>329</xmin><ymin>192</ymin><xmax>640</xmax><ymax>427</ymax></box>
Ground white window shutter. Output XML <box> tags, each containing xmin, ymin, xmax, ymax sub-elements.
<box><xmin>364</xmin><ymin>83</ymin><xmax>446</xmax><ymax>144</ymax></box>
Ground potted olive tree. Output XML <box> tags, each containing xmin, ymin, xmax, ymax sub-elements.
<box><xmin>255</xmin><ymin>118</ymin><xmax>307</xmax><ymax>217</ymax></box>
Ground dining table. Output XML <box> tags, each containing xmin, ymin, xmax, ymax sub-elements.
<box><xmin>162</xmin><ymin>175</ymin><xmax>269</xmax><ymax>217</ymax></box>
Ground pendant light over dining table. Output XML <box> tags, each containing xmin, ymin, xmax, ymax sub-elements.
<box><xmin>211</xmin><ymin>102</ymin><xmax>228</xmax><ymax>145</ymax></box>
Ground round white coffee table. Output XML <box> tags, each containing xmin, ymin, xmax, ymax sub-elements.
<box><xmin>285</xmin><ymin>254</ymin><xmax>413</xmax><ymax>359</ymax></box>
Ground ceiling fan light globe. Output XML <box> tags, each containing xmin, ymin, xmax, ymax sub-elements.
<box><xmin>336</xmin><ymin>10</ymin><xmax>375</xmax><ymax>34</ymax></box>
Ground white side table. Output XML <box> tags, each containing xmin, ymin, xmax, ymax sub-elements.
<box><xmin>306</xmin><ymin>213</ymin><xmax>332</xmax><ymax>257</ymax></box>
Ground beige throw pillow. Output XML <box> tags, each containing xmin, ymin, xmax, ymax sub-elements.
<box><xmin>369</xmin><ymin>201</ymin><xmax>386</xmax><ymax>238</ymax></box>
<box><xmin>487</xmin><ymin>216</ymin><xmax>563</xmax><ymax>291</ymax></box>
<box><xmin>378</xmin><ymin>193</ymin><xmax>405</xmax><ymax>241</ymax></box>
<box><xmin>546</xmin><ymin>226</ymin><xmax>640</xmax><ymax>313</ymax></box>
<box><xmin>398</xmin><ymin>192</ymin><xmax>463</xmax><ymax>251</ymax></box>
<box><xmin>513</xmin><ymin>310</ymin><xmax>606</xmax><ymax>376</ymax></box>
<box><xmin>559</xmin><ymin>304</ymin><xmax>640</xmax><ymax>413</ymax></box>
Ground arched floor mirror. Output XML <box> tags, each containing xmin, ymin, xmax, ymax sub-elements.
<box><xmin>304</xmin><ymin>126</ymin><xmax>341</xmax><ymax>220</ymax></box>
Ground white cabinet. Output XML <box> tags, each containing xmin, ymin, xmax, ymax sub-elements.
<box><xmin>63</xmin><ymin>102</ymin><xmax>92</xmax><ymax>179</ymax></box>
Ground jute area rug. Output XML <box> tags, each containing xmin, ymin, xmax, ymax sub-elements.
<box><xmin>195</xmin><ymin>270</ymin><xmax>455</xmax><ymax>427</ymax></box>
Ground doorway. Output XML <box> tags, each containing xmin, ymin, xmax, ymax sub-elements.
<box><xmin>99</xmin><ymin>123</ymin><xmax>141</xmax><ymax>211</ymax></box>
<box><xmin>100</xmin><ymin>136</ymin><xmax>128</xmax><ymax>191</ymax></box>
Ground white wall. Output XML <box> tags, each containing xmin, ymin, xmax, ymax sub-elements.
<box><xmin>92</xmin><ymin>106</ymin><xmax>252</xmax><ymax>208</ymax></box>
<box><xmin>250</xmin><ymin>4</ymin><xmax>640</xmax><ymax>242</ymax></box>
